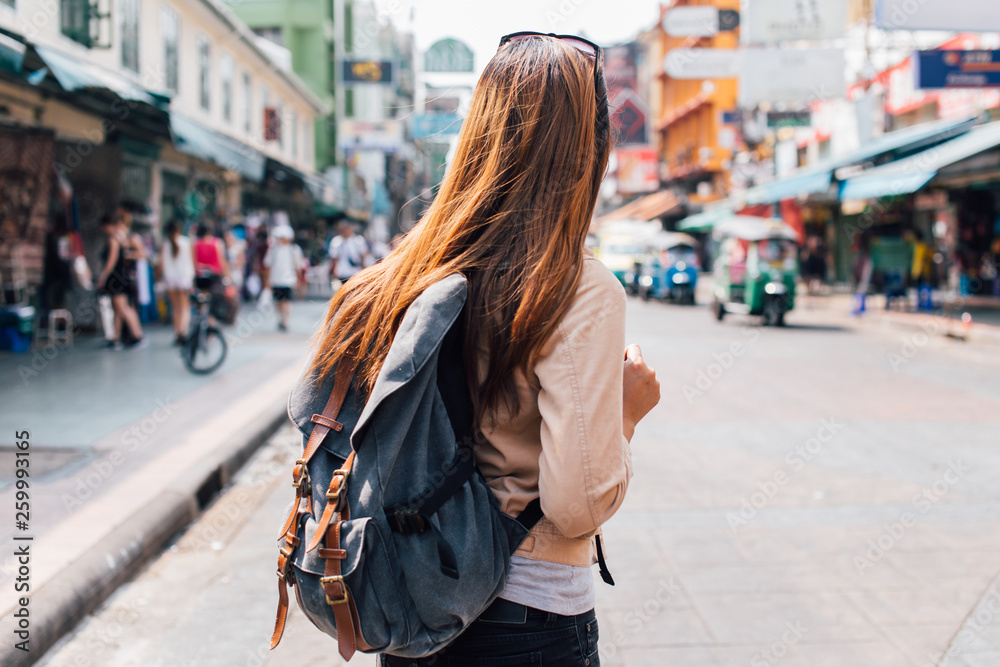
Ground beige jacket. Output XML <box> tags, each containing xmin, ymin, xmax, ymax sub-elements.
<box><xmin>475</xmin><ymin>257</ymin><xmax>633</xmax><ymax>567</ymax></box>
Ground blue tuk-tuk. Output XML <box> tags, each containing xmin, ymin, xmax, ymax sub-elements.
<box><xmin>637</xmin><ymin>232</ymin><xmax>700</xmax><ymax>304</ymax></box>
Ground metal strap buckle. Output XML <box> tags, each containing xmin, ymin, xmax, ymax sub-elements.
<box><xmin>325</xmin><ymin>470</ymin><xmax>349</xmax><ymax>509</ymax></box>
<box><xmin>320</xmin><ymin>575</ymin><xmax>349</xmax><ymax>605</ymax></box>
<box><xmin>291</xmin><ymin>459</ymin><xmax>311</xmax><ymax>489</ymax></box>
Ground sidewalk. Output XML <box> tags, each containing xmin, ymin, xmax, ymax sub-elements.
<box><xmin>0</xmin><ymin>299</ymin><xmax>328</xmax><ymax>665</ymax></box>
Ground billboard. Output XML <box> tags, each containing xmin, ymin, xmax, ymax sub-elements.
<box><xmin>342</xmin><ymin>60</ymin><xmax>393</xmax><ymax>84</ymax></box>
<box><xmin>664</xmin><ymin>48</ymin><xmax>740</xmax><ymax>80</ymax></box>
<box><xmin>410</xmin><ymin>114</ymin><xmax>464</xmax><ymax>140</ymax></box>
<box><xmin>743</xmin><ymin>0</ymin><xmax>848</xmax><ymax>42</ymax></box>
<box><xmin>877</xmin><ymin>0</ymin><xmax>1000</xmax><ymax>32</ymax></box>
<box><xmin>739</xmin><ymin>49</ymin><xmax>845</xmax><ymax>106</ymax></box>
<box><xmin>663</xmin><ymin>6</ymin><xmax>719</xmax><ymax>37</ymax></box>
<box><xmin>605</xmin><ymin>44</ymin><xmax>648</xmax><ymax>146</ymax></box>
<box><xmin>616</xmin><ymin>147</ymin><xmax>659</xmax><ymax>195</ymax></box>
<box><xmin>916</xmin><ymin>50</ymin><xmax>1000</xmax><ymax>89</ymax></box>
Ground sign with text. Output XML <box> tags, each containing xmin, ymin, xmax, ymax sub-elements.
<box><xmin>410</xmin><ymin>114</ymin><xmax>464</xmax><ymax>140</ymax></box>
<box><xmin>877</xmin><ymin>0</ymin><xmax>1000</xmax><ymax>32</ymax></box>
<box><xmin>767</xmin><ymin>110</ymin><xmax>812</xmax><ymax>128</ymax></box>
<box><xmin>916</xmin><ymin>50</ymin><xmax>1000</xmax><ymax>89</ymax></box>
<box><xmin>742</xmin><ymin>0</ymin><xmax>847</xmax><ymax>42</ymax></box>
<box><xmin>739</xmin><ymin>49</ymin><xmax>845</xmax><ymax>106</ymax></box>
<box><xmin>664</xmin><ymin>48</ymin><xmax>740</xmax><ymax>80</ymax></box>
<box><xmin>342</xmin><ymin>60</ymin><xmax>393</xmax><ymax>84</ymax></box>
<box><xmin>663</xmin><ymin>6</ymin><xmax>719</xmax><ymax>37</ymax></box>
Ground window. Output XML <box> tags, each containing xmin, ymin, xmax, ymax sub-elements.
<box><xmin>261</xmin><ymin>85</ymin><xmax>270</xmax><ymax>141</ymax></box>
<box><xmin>252</xmin><ymin>27</ymin><xmax>283</xmax><ymax>46</ymax></box>
<box><xmin>61</xmin><ymin>0</ymin><xmax>93</xmax><ymax>47</ymax></box>
<box><xmin>243</xmin><ymin>72</ymin><xmax>252</xmax><ymax>135</ymax></box>
<box><xmin>303</xmin><ymin>118</ymin><xmax>311</xmax><ymax>166</ymax></box>
<box><xmin>220</xmin><ymin>53</ymin><xmax>234</xmax><ymax>122</ymax></box>
<box><xmin>277</xmin><ymin>100</ymin><xmax>285</xmax><ymax>150</ymax></box>
<box><xmin>120</xmin><ymin>0</ymin><xmax>139</xmax><ymax>72</ymax></box>
<box><xmin>197</xmin><ymin>34</ymin><xmax>211</xmax><ymax>111</ymax></box>
<box><xmin>162</xmin><ymin>6</ymin><xmax>180</xmax><ymax>93</ymax></box>
<box><xmin>290</xmin><ymin>109</ymin><xmax>298</xmax><ymax>160</ymax></box>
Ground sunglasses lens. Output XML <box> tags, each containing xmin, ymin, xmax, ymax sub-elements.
<box><xmin>560</xmin><ymin>38</ymin><xmax>597</xmax><ymax>58</ymax></box>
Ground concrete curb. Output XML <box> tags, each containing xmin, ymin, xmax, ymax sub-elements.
<box><xmin>5</xmin><ymin>401</ymin><xmax>289</xmax><ymax>667</ymax></box>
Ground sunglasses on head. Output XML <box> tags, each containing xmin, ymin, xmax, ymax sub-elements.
<box><xmin>498</xmin><ymin>31</ymin><xmax>602</xmax><ymax>61</ymax></box>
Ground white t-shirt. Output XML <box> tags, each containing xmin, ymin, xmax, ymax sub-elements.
<box><xmin>329</xmin><ymin>235</ymin><xmax>369</xmax><ymax>279</ymax></box>
<box><xmin>264</xmin><ymin>241</ymin><xmax>304</xmax><ymax>288</ymax></box>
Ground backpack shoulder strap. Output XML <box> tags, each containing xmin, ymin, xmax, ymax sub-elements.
<box><xmin>272</xmin><ymin>361</ymin><xmax>354</xmax><ymax>651</ymax></box>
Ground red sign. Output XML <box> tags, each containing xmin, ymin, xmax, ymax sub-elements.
<box><xmin>616</xmin><ymin>146</ymin><xmax>659</xmax><ymax>195</ymax></box>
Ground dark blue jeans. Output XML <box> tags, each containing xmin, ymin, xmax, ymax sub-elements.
<box><xmin>380</xmin><ymin>599</ymin><xmax>600</xmax><ymax>667</ymax></box>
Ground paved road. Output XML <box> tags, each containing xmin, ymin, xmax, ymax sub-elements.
<box><xmin>37</xmin><ymin>297</ymin><xmax>1000</xmax><ymax>666</ymax></box>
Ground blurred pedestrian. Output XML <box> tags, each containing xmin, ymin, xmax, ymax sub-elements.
<box><xmin>193</xmin><ymin>223</ymin><xmax>229</xmax><ymax>283</ymax></box>
<box><xmin>243</xmin><ymin>226</ymin><xmax>269</xmax><ymax>301</ymax></box>
<box><xmin>303</xmin><ymin>32</ymin><xmax>658</xmax><ymax>666</ymax></box>
<box><xmin>97</xmin><ymin>215</ymin><xmax>145</xmax><ymax>349</ymax></box>
<box><xmin>263</xmin><ymin>225</ymin><xmax>304</xmax><ymax>332</ymax></box>
<box><xmin>328</xmin><ymin>221</ymin><xmax>370</xmax><ymax>288</ymax></box>
<box><xmin>160</xmin><ymin>220</ymin><xmax>195</xmax><ymax>345</ymax></box>
<box><xmin>801</xmin><ymin>236</ymin><xmax>826</xmax><ymax>296</ymax></box>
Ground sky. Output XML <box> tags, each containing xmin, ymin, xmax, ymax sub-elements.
<box><xmin>372</xmin><ymin>0</ymin><xmax>665</xmax><ymax>74</ymax></box>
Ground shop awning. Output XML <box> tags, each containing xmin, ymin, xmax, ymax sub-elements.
<box><xmin>676</xmin><ymin>204</ymin><xmax>736</xmax><ymax>233</ymax></box>
<box><xmin>743</xmin><ymin>115</ymin><xmax>977</xmax><ymax>205</ymax></box>
<box><xmin>840</xmin><ymin>121</ymin><xmax>1000</xmax><ymax>201</ymax></box>
<box><xmin>32</xmin><ymin>44</ymin><xmax>170</xmax><ymax>109</ymax></box>
<box><xmin>598</xmin><ymin>190</ymin><xmax>681</xmax><ymax>225</ymax></box>
<box><xmin>0</xmin><ymin>33</ymin><xmax>26</xmax><ymax>74</ymax></box>
<box><xmin>170</xmin><ymin>113</ymin><xmax>267</xmax><ymax>182</ymax></box>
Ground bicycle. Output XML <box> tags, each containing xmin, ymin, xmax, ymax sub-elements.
<box><xmin>181</xmin><ymin>277</ymin><xmax>228</xmax><ymax>374</ymax></box>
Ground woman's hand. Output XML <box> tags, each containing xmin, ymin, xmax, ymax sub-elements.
<box><xmin>622</xmin><ymin>344</ymin><xmax>660</xmax><ymax>441</ymax></box>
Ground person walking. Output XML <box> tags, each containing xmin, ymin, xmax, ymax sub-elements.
<box><xmin>306</xmin><ymin>32</ymin><xmax>660</xmax><ymax>666</ymax></box>
<box><xmin>160</xmin><ymin>220</ymin><xmax>195</xmax><ymax>345</ymax></box>
<box><xmin>328</xmin><ymin>220</ymin><xmax>369</xmax><ymax>288</ymax></box>
<box><xmin>263</xmin><ymin>225</ymin><xmax>304</xmax><ymax>332</ymax></box>
<box><xmin>96</xmin><ymin>215</ymin><xmax>145</xmax><ymax>349</ymax></box>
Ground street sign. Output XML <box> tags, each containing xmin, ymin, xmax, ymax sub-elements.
<box><xmin>742</xmin><ymin>0</ymin><xmax>847</xmax><ymax>42</ymax></box>
<box><xmin>263</xmin><ymin>107</ymin><xmax>281</xmax><ymax>141</ymax></box>
<box><xmin>663</xmin><ymin>6</ymin><xmax>719</xmax><ymax>37</ymax></box>
<box><xmin>915</xmin><ymin>50</ymin><xmax>1000</xmax><ymax>89</ymax></box>
<box><xmin>664</xmin><ymin>48</ymin><xmax>740</xmax><ymax>80</ymax></box>
<box><xmin>766</xmin><ymin>110</ymin><xmax>812</xmax><ymax>128</ymax></box>
<box><xmin>721</xmin><ymin>109</ymin><xmax>744</xmax><ymax>125</ymax></box>
<box><xmin>739</xmin><ymin>49</ymin><xmax>845</xmax><ymax>106</ymax></box>
<box><xmin>342</xmin><ymin>59</ymin><xmax>393</xmax><ymax>84</ymax></box>
<box><xmin>878</xmin><ymin>0</ymin><xmax>1000</xmax><ymax>32</ymax></box>
<box><xmin>613</xmin><ymin>90</ymin><xmax>648</xmax><ymax>145</ymax></box>
<box><xmin>410</xmin><ymin>114</ymin><xmax>464</xmax><ymax>139</ymax></box>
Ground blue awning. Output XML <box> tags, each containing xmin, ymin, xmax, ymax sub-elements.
<box><xmin>840</xmin><ymin>121</ymin><xmax>1000</xmax><ymax>200</ymax></box>
<box><xmin>32</xmin><ymin>44</ymin><xmax>169</xmax><ymax>109</ymax></box>
<box><xmin>0</xmin><ymin>33</ymin><xmax>26</xmax><ymax>74</ymax></box>
<box><xmin>743</xmin><ymin>115</ymin><xmax>977</xmax><ymax>204</ymax></box>
<box><xmin>170</xmin><ymin>113</ymin><xmax>266</xmax><ymax>182</ymax></box>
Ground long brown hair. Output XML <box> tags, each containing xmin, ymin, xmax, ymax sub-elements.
<box><xmin>310</xmin><ymin>35</ymin><xmax>611</xmax><ymax>425</ymax></box>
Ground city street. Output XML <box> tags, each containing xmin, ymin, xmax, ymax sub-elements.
<box><xmin>35</xmin><ymin>297</ymin><xmax>1000</xmax><ymax>667</ymax></box>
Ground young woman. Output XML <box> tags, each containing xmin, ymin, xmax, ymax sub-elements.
<box><xmin>310</xmin><ymin>32</ymin><xmax>660</xmax><ymax>666</ymax></box>
<box><xmin>97</xmin><ymin>215</ymin><xmax>144</xmax><ymax>349</ymax></box>
<box><xmin>192</xmin><ymin>223</ymin><xmax>229</xmax><ymax>281</ymax></box>
<box><xmin>160</xmin><ymin>220</ymin><xmax>195</xmax><ymax>344</ymax></box>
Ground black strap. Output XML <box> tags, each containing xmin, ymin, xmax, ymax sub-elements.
<box><xmin>516</xmin><ymin>498</ymin><xmax>543</xmax><ymax>532</ymax></box>
<box><xmin>594</xmin><ymin>534</ymin><xmax>615</xmax><ymax>586</ymax></box>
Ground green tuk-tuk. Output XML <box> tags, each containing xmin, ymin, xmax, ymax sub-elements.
<box><xmin>711</xmin><ymin>216</ymin><xmax>799</xmax><ymax>326</ymax></box>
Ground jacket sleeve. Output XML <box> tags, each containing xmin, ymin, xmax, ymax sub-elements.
<box><xmin>534</xmin><ymin>261</ymin><xmax>633</xmax><ymax>538</ymax></box>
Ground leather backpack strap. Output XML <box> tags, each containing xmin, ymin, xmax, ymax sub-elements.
<box><xmin>319</xmin><ymin>479</ymin><xmax>359</xmax><ymax>661</ymax></box>
<box><xmin>271</xmin><ymin>361</ymin><xmax>355</xmax><ymax>650</ymax></box>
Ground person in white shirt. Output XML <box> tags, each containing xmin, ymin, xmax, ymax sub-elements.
<box><xmin>160</xmin><ymin>220</ymin><xmax>195</xmax><ymax>345</ymax></box>
<box><xmin>263</xmin><ymin>225</ymin><xmax>305</xmax><ymax>332</ymax></box>
<box><xmin>328</xmin><ymin>221</ymin><xmax>370</xmax><ymax>283</ymax></box>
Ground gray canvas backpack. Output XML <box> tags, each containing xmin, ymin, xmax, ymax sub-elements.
<box><xmin>270</xmin><ymin>275</ymin><xmax>542</xmax><ymax>660</ymax></box>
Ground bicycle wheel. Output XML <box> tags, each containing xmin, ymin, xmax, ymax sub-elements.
<box><xmin>183</xmin><ymin>326</ymin><xmax>228</xmax><ymax>374</ymax></box>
